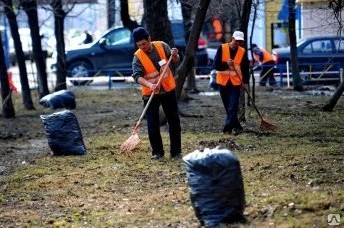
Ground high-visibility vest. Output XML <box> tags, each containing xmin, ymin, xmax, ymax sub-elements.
<box><xmin>216</xmin><ymin>44</ymin><xmax>245</xmax><ymax>86</ymax></box>
<box><xmin>253</xmin><ymin>47</ymin><xmax>274</xmax><ymax>64</ymax></box>
<box><xmin>135</xmin><ymin>41</ymin><xmax>176</xmax><ymax>96</ymax></box>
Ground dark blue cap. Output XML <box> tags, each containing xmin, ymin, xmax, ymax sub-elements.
<box><xmin>133</xmin><ymin>27</ymin><xmax>149</xmax><ymax>42</ymax></box>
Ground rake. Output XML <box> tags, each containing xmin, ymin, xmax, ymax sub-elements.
<box><xmin>232</xmin><ymin>66</ymin><xmax>278</xmax><ymax>131</ymax></box>
<box><xmin>120</xmin><ymin>56</ymin><xmax>173</xmax><ymax>154</ymax></box>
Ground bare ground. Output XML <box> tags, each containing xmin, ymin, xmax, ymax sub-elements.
<box><xmin>0</xmin><ymin>83</ymin><xmax>343</xmax><ymax>227</ymax></box>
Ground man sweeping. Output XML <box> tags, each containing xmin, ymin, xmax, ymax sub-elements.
<box><xmin>131</xmin><ymin>27</ymin><xmax>181</xmax><ymax>160</ymax></box>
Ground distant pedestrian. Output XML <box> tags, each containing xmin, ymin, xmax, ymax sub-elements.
<box><xmin>252</xmin><ymin>44</ymin><xmax>276</xmax><ymax>86</ymax></box>
<box><xmin>213</xmin><ymin>31</ymin><xmax>250</xmax><ymax>135</ymax></box>
<box><xmin>83</xmin><ymin>30</ymin><xmax>93</xmax><ymax>44</ymax></box>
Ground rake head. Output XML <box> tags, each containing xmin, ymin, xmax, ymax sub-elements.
<box><xmin>120</xmin><ymin>132</ymin><xmax>142</xmax><ymax>155</ymax></box>
<box><xmin>260</xmin><ymin>118</ymin><xmax>278</xmax><ymax>131</ymax></box>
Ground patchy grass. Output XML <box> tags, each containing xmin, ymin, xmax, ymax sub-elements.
<box><xmin>0</xmin><ymin>85</ymin><xmax>343</xmax><ymax>227</ymax></box>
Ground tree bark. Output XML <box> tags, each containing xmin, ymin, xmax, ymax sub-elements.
<box><xmin>120</xmin><ymin>0</ymin><xmax>139</xmax><ymax>31</ymax></box>
<box><xmin>143</xmin><ymin>0</ymin><xmax>174</xmax><ymax>47</ymax></box>
<box><xmin>0</xmin><ymin>36</ymin><xmax>15</xmax><ymax>118</ymax></box>
<box><xmin>181</xmin><ymin>2</ymin><xmax>198</xmax><ymax>93</ymax></box>
<box><xmin>107</xmin><ymin>0</ymin><xmax>115</xmax><ymax>28</ymax></box>
<box><xmin>322</xmin><ymin>80</ymin><xmax>344</xmax><ymax>111</ymax></box>
<box><xmin>288</xmin><ymin>0</ymin><xmax>303</xmax><ymax>91</ymax></box>
<box><xmin>248</xmin><ymin>1</ymin><xmax>258</xmax><ymax>102</ymax></box>
<box><xmin>21</xmin><ymin>0</ymin><xmax>50</xmax><ymax>98</ymax></box>
<box><xmin>238</xmin><ymin>0</ymin><xmax>253</xmax><ymax>122</ymax></box>
<box><xmin>51</xmin><ymin>0</ymin><xmax>67</xmax><ymax>92</ymax></box>
<box><xmin>3</xmin><ymin>0</ymin><xmax>34</xmax><ymax>109</ymax></box>
<box><xmin>175</xmin><ymin>0</ymin><xmax>211</xmax><ymax>99</ymax></box>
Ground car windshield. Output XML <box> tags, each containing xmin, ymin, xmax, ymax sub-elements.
<box><xmin>297</xmin><ymin>37</ymin><xmax>308</xmax><ymax>47</ymax></box>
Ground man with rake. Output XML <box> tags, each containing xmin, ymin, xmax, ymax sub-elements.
<box><xmin>131</xmin><ymin>27</ymin><xmax>181</xmax><ymax>160</ymax></box>
<box><xmin>213</xmin><ymin>31</ymin><xmax>250</xmax><ymax>135</ymax></box>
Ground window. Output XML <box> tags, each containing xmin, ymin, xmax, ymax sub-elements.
<box><xmin>105</xmin><ymin>28</ymin><xmax>131</xmax><ymax>46</ymax></box>
<box><xmin>302</xmin><ymin>40</ymin><xmax>332</xmax><ymax>54</ymax></box>
<box><xmin>334</xmin><ymin>40</ymin><xmax>344</xmax><ymax>53</ymax></box>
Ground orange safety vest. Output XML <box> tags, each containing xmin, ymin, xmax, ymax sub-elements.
<box><xmin>253</xmin><ymin>48</ymin><xmax>274</xmax><ymax>64</ymax></box>
<box><xmin>216</xmin><ymin>44</ymin><xmax>245</xmax><ymax>86</ymax></box>
<box><xmin>135</xmin><ymin>41</ymin><xmax>176</xmax><ymax>96</ymax></box>
<box><xmin>212</xmin><ymin>19</ymin><xmax>223</xmax><ymax>41</ymax></box>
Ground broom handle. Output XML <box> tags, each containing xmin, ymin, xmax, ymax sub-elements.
<box><xmin>232</xmin><ymin>66</ymin><xmax>264</xmax><ymax>119</ymax></box>
<box><xmin>133</xmin><ymin>55</ymin><xmax>173</xmax><ymax>132</ymax></box>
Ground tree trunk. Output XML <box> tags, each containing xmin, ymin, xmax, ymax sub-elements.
<box><xmin>143</xmin><ymin>0</ymin><xmax>174</xmax><ymax>47</ymax></box>
<box><xmin>248</xmin><ymin>1</ymin><xmax>258</xmax><ymax>103</ymax></box>
<box><xmin>238</xmin><ymin>0</ymin><xmax>253</xmax><ymax>122</ymax></box>
<box><xmin>107</xmin><ymin>0</ymin><xmax>115</xmax><ymax>28</ymax></box>
<box><xmin>0</xmin><ymin>37</ymin><xmax>15</xmax><ymax>118</ymax></box>
<box><xmin>181</xmin><ymin>2</ymin><xmax>198</xmax><ymax>93</ymax></box>
<box><xmin>322</xmin><ymin>81</ymin><xmax>344</xmax><ymax>111</ymax></box>
<box><xmin>51</xmin><ymin>0</ymin><xmax>67</xmax><ymax>92</ymax></box>
<box><xmin>21</xmin><ymin>0</ymin><xmax>50</xmax><ymax>98</ymax></box>
<box><xmin>175</xmin><ymin>0</ymin><xmax>211</xmax><ymax>99</ymax></box>
<box><xmin>288</xmin><ymin>0</ymin><xmax>303</xmax><ymax>91</ymax></box>
<box><xmin>3</xmin><ymin>0</ymin><xmax>34</xmax><ymax>109</ymax></box>
<box><xmin>120</xmin><ymin>0</ymin><xmax>139</xmax><ymax>31</ymax></box>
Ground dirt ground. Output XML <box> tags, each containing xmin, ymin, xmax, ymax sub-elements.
<box><xmin>0</xmin><ymin>83</ymin><xmax>343</xmax><ymax>227</ymax></box>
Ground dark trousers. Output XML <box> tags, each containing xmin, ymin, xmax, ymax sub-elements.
<box><xmin>144</xmin><ymin>90</ymin><xmax>181</xmax><ymax>156</ymax></box>
<box><xmin>218</xmin><ymin>83</ymin><xmax>242</xmax><ymax>132</ymax></box>
<box><xmin>260</xmin><ymin>60</ymin><xmax>277</xmax><ymax>86</ymax></box>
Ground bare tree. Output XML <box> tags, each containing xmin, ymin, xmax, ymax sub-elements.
<box><xmin>120</xmin><ymin>0</ymin><xmax>139</xmax><ymax>31</ymax></box>
<box><xmin>0</xmin><ymin>36</ymin><xmax>15</xmax><ymax>118</ymax></box>
<box><xmin>21</xmin><ymin>0</ymin><xmax>50</xmax><ymax>98</ymax></box>
<box><xmin>322</xmin><ymin>0</ymin><xmax>344</xmax><ymax>111</ymax></box>
<box><xmin>2</xmin><ymin>0</ymin><xmax>35</xmax><ymax>109</ymax></box>
<box><xmin>181</xmin><ymin>1</ymin><xmax>199</xmax><ymax>93</ymax></box>
<box><xmin>248</xmin><ymin>0</ymin><xmax>259</xmax><ymax>102</ymax></box>
<box><xmin>50</xmin><ymin>0</ymin><xmax>68</xmax><ymax>91</ymax></box>
<box><xmin>107</xmin><ymin>0</ymin><xmax>115</xmax><ymax>28</ymax></box>
<box><xmin>143</xmin><ymin>0</ymin><xmax>174</xmax><ymax>47</ymax></box>
<box><xmin>175</xmin><ymin>0</ymin><xmax>211</xmax><ymax>98</ymax></box>
<box><xmin>288</xmin><ymin>0</ymin><xmax>303</xmax><ymax>91</ymax></box>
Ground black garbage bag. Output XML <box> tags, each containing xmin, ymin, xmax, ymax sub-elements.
<box><xmin>183</xmin><ymin>146</ymin><xmax>245</xmax><ymax>227</ymax></box>
<box><xmin>39</xmin><ymin>90</ymin><xmax>76</xmax><ymax>109</ymax></box>
<box><xmin>40</xmin><ymin>110</ymin><xmax>86</xmax><ymax>156</ymax></box>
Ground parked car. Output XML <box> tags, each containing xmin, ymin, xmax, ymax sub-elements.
<box><xmin>53</xmin><ymin>21</ymin><xmax>211</xmax><ymax>85</ymax></box>
<box><xmin>272</xmin><ymin>35</ymin><xmax>344</xmax><ymax>85</ymax></box>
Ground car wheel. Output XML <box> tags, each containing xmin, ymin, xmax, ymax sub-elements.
<box><xmin>67</xmin><ymin>61</ymin><xmax>94</xmax><ymax>86</ymax></box>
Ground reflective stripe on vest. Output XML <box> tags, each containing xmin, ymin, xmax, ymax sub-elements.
<box><xmin>135</xmin><ymin>41</ymin><xmax>176</xmax><ymax>96</ymax></box>
<box><xmin>216</xmin><ymin>44</ymin><xmax>245</xmax><ymax>86</ymax></box>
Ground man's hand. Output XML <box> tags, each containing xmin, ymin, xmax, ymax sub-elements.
<box><xmin>171</xmin><ymin>48</ymin><xmax>179</xmax><ymax>56</ymax></box>
<box><xmin>242</xmin><ymin>83</ymin><xmax>249</xmax><ymax>90</ymax></box>
<box><xmin>149</xmin><ymin>83</ymin><xmax>160</xmax><ymax>93</ymax></box>
<box><xmin>227</xmin><ymin>59</ymin><xmax>234</xmax><ymax>68</ymax></box>
<box><xmin>171</xmin><ymin>48</ymin><xmax>179</xmax><ymax>63</ymax></box>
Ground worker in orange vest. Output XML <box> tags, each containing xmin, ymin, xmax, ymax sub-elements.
<box><xmin>131</xmin><ymin>27</ymin><xmax>181</xmax><ymax>160</ymax></box>
<box><xmin>252</xmin><ymin>44</ymin><xmax>277</xmax><ymax>86</ymax></box>
<box><xmin>212</xmin><ymin>18</ymin><xmax>223</xmax><ymax>41</ymax></box>
<box><xmin>213</xmin><ymin>31</ymin><xmax>250</xmax><ymax>135</ymax></box>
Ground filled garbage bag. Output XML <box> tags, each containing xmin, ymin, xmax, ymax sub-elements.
<box><xmin>39</xmin><ymin>90</ymin><xmax>76</xmax><ymax>109</ymax></box>
<box><xmin>40</xmin><ymin>110</ymin><xmax>86</xmax><ymax>156</ymax></box>
<box><xmin>183</xmin><ymin>146</ymin><xmax>245</xmax><ymax>227</ymax></box>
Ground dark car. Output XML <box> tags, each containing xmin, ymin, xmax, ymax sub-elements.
<box><xmin>272</xmin><ymin>35</ymin><xmax>344</xmax><ymax>85</ymax></box>
<box><xmin>56</xmin><ymin>21</ymin><xmax>210</xmax><ymax>85</ymax></box>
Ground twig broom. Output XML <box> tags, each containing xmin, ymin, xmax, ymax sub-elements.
<box><xmin>120</xmin><ymin>56</ymin><xmax>173</xmax><ymax>154</ymax></box>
